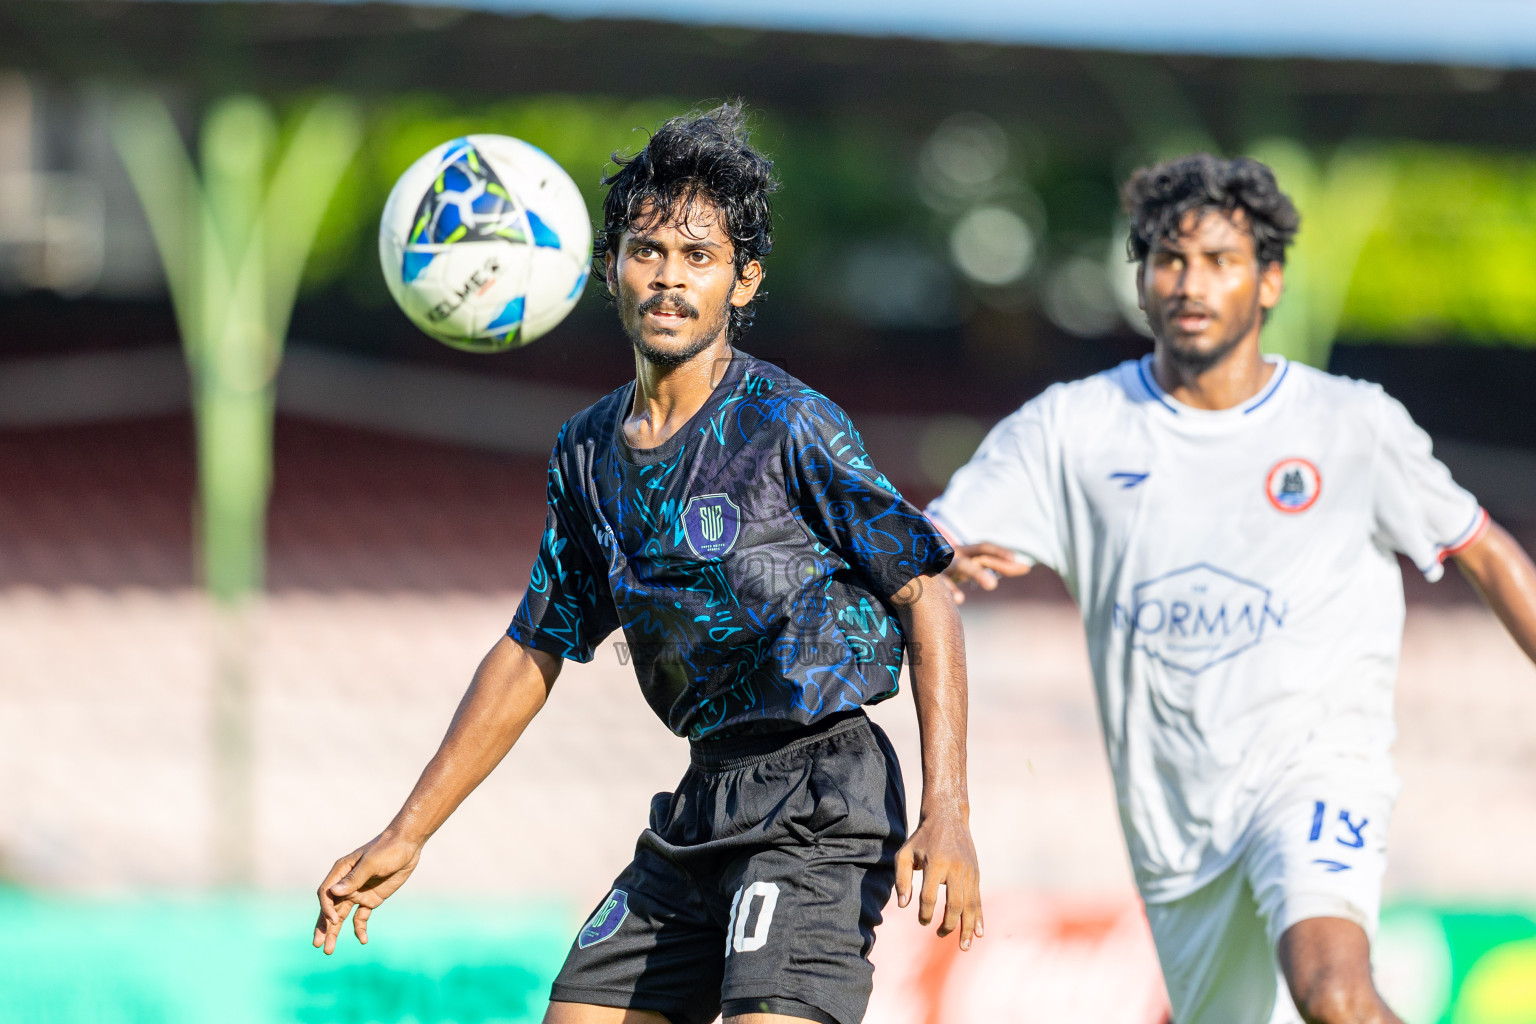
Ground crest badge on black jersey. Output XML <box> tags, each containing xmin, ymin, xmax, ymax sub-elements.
<box><xmin>683</xmin><ymin>493</ymin><xmax>742</xmax><ymax>558</ymax></box>
<box><xmin>1266</xmin><ymin>457</ymin><xmax>1321</xmax><ymax>513</ymax></box>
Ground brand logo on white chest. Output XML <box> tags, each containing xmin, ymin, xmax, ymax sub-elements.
<box><xmin>1116</xmin><ymin>563</ymin><xmax>1287</xmax><ymax>674</ymax></box>
<box><xmin>1266</xmin><ymin>457</ymin><xmax>1321</xmax><ymax>513</ymax></box>
<box><xmin>1108</xmin><ymin>471</ymin><xmax>1150</xmax><ymax>489</ymax></box>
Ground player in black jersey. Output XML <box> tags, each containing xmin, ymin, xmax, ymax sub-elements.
<box><xmin>314</xmin><ymin>103</ymin><xmax>982</xmax><ymax>1024</ymax></box>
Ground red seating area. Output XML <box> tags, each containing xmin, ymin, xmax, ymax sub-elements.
<box><xmin>0</xmin><ymin>413</ymin><xmax>1510</xmax><ymax>601</ymax></box>
<box><xmin>0</xmin><ymin>415</ymin><xmax>549</xmax><ymax>591</ymax></box>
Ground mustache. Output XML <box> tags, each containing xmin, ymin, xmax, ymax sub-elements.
<box><xmin>1164</xmin><ymin>301</ymin><xmax>1218</xmax><ymax>320</ymax></box>
<box><xmin>638</xmin><ymin>293</ymin><xmax>699</xmax><ymax>319</ymax></box>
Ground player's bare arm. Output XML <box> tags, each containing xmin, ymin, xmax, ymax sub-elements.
<box><xmin>1452</xmin><ymin>518</ymin><xmax>1536</xmax><ymax>663</ymax></box>
<box><xmin>312</xmin><ymin>638</ymin><xmax>561</xmax><ymax>954</ymax></box>
<box><xmin>888</xmin><ymin>572</ymin><xmax>984</xmax><ymax>949</ymax></box>
<box><xmin>1279</xmin><ymin>917</ymin><xmax>1405</xmax><ymax>1024</ymax></box>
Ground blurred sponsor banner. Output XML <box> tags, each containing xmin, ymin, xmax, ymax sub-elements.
<box><xmin>1374</xmin><ymin>906</ymin><xmax>1536</xmax><ymax>1024</ymax></box>
<box><xmin>870</xmin><ymin>897</ymin><xmax>1536</xmax><ymax>1024</ymax></box>
<box><xmin>0</xmin><ymin>889</ymin><xmax>572</xmax><ymax>1024</ymax></box>
<box><xmin>867</xmin><ymin>893</ymin><xmax>1169</xmax><ymax>1024</ymax></box>
<box><xmin>0</xmin><ymin>889</ymin><xmax>1532</xmax><ymax>1023</ymax></box>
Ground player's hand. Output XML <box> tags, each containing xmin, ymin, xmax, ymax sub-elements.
<box><xmin>940</xmin><ymin>543</ymin><xmax>1030</xmax><ymax>604</ymax></box>
<box><xmin>894</xmin><ymin>808</ymin><xmax>983</xmax><ymax>950</ymax></box>
<box><xmin>312</xmin><ymin>832</ymin><xmax>423</xmax><ymax>954</ymax></box>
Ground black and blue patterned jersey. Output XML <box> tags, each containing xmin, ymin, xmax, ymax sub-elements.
<box><xmin>508</xmin><ymin>352</ymin><xmax>953</xmax><ymax>740</ymax></box>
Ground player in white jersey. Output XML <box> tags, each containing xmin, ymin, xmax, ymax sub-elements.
<box><xmin>928</xmin><ymin>155</ymin><xmax>1536</xmax><ymax>1024</ymax></box>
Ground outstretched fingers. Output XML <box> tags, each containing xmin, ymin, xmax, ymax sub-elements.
<box><xmin>933</xmin><ymin>861</ymin><xmax>983</xmax><ymax>949</ymax></box>
<box><xmin>939</xmin><ymin>879</ymin><xmax>962</xmax><ymax>938</ymax></box>
<box><xmin>894</xmin><ymin>843</ymin><xmax>915</xmax><ymax>908</ymax></box>
<box><xmin>958</xmin><ymin>868</ymin><xmax>983</xmax><ymax>949</ymax></box>
<box><xmin>318</xmin><ymin>853</ymin><xmax>358</xmax><ymax>911</ymax></box>
<box><xmin>895</xmin><ymin>830</ymin><xmax>982</xmax><ymax>944</ymax></box>
<box><xmin>917</xmin><ymin>860</ymin><xmax>941</xmax><ymax>927</ymax></box>
<box><xmin>945</xmin><ymin>553</ymin><xmax>992</xmax><ymax>590</ymax></box>
<box><xmin>315</xmin><ymin>899</ymin><xmax>354</xmax><ymax>955</ymax></box>
<box><xmin>943</xmin><ymin>543</ymin><xmax>1029</xmax><ymax>598</ymax></box>
<box><xmin>353</xmin><ymin>904</ymin><xmax>372</xmax><ymax>945</ymax></box>
<box><xmin>314</xmin><ymin>850</ymin><xmax>364</xmax><ymax>954</ymax></box>
<box><xmin>966</xmin><ymin>544</ymin><xmax>1030</xmax><ymax>585</ymax></box>
<box><xmin>312</xmin><ymin>839</ymin><xmax>422</xmax><ymax>954</ymax></box>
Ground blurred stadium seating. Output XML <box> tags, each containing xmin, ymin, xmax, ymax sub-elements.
<box><xmin>4</xmin><ymin>1</ymin><xmax>1536</xmax><ymax>1020</ymax></box>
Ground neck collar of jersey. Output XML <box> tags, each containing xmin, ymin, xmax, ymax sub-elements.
<box><xmin>1135</xmin><ymin>353</ymin><xmax>1290</xmax><ymax>422</ymax></box>
<box><xmin>617</xmin><ymin>349</ymin><xmax>748</xmax><ymax>465</ymax></box>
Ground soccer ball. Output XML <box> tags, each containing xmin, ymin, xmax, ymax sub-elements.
<box><xmin>379</xmin><ymin>135</ymin><xmax>593</xmax><ymax>353</ymax></box>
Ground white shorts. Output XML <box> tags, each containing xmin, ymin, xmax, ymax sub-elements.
<box><xmin>1143</xmin><ymin>779</ymin><xmax>1393</xmax><ymax>1024</ymax></box>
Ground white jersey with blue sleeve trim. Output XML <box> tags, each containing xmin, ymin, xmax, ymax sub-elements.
<box><xmin>1371</xmin><ymin>393</ymin><xmax>1490</xmax><ymax>581</ymax></box>
<box><xmin>927</xmin><ymin>355</ymin><xmax>1483</xmax><ymax>902</ymax></box>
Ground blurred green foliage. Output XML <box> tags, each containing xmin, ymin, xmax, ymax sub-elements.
<box><xmin>115</xmin><ymin>92</ymin><xmax>361</xmax><ymax>601</ymax></box>
<box><xmin>1251</xmin><ymin>137</ymin><xmax>1397</xmax><ymax>368</ymax></box>
<box><xmin>299</xmin><ymin>93</ymin><xmax>1536</xmax><ymax>349</ymax></box>
<box><xmin>1344</xmin><ymin>147</ymin><xmax>1536</xmax><ymax>344</ymax></box>
<box><xmin>303</xmin><ymin>96</ymin><xmax>923</xmax><ymax>313</ymax></box>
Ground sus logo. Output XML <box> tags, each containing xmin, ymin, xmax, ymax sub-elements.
<box><xmin>578</xmin><ymin>889</ymin><xmax>630</xmax><ymax>949</ymax></box>
<box><xmin>683</xmin><ymin>493</ymin><xmax>741</xmax><ymax>559</ymax></box>
<box><xmin>701</xmin><ymin>505</ymin><xmax>724</xmax><ymax>542</ymax></box>
<box><xmin>1118</xmin><ymin>563</ymin><xmax>1285</xmax><ymax>674</ymax></box>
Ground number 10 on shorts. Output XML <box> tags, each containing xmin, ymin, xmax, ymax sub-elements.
<box><xmin>726</xmin><ymin>881</ymin><xmax>781</xmax><ymax>956</ymax></box>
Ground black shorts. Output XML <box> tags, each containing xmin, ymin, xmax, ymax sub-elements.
<box><xmin>549</xmin><ymin>710</ymin><xmax>907</xmax><ymax>1024</ymax></box>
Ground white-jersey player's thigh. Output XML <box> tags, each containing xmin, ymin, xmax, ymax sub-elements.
<box><xmin>1244</xmin><ymin>780</ymin><xmax>1392</xmax><ymax>950</ymax></box>
<box><xmin>1144</xmin><ymin>864</ymin><xmax>1294</xmax><ymax>1024</ymax></box>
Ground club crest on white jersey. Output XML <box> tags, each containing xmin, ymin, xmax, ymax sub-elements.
<box><xmin>1266</xmin><ymin>457</ymin><xmax>1321</xmax><ymax>513</ymax></box>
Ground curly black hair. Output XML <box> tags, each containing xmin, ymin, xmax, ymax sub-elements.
<box><xmin>1122</xmin><ymin>154</ymin><xmax>1300</xmax><ymax>267</ymax></box>
<box><xmin>595</xmin><ymin>101</ymin><xmax>778</xmax><ymax>340</ymax></box>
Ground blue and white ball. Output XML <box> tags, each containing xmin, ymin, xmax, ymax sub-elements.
<box><xmin>379</xmin><ymin>134</ymin><xmax>592</xmax><ymax>352</ymax></box>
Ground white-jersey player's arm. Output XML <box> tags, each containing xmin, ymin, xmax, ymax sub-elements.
<box><xmin>1372</xmin><ymin>387</ymin><xmax>1536</xmax><ymax>669</ymax></box>
<box><xmin>1453</xmin><ymin>519</ymin><xmax>1536</xmax><ymax>667</ymax></box>
<box><xmin>925</xmin><ymin>388</ymin><xmax>1069</xmax><ymax>576</ymax></box>
<box><xmin>1370</xmin><ymin>389</ymin><xmax>1536</xmax><ymax>668</ymax></box>
<box><xmin>1369</xmin><ymin>390</ymin><xmax>1488</xmax><ymax>581</ymax></box>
